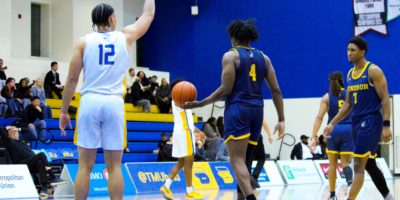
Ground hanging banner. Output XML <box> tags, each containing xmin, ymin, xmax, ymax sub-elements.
<box><xmin>353</xmin><ymin>0</ymin><xmax>387</xmax><ymax>35</ymax></box>
<box><xmin>387</xmin><ymin>0</ymin><xmax>400</xmax><ymax>21</ymax></box>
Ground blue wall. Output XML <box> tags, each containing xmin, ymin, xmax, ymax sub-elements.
<box><xmin>138</xmin><ymin>0</ymin><xmax>400</xmax><ymax>99</ymax></box>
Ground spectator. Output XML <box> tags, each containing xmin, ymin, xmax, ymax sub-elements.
<box><xmin>0</xmin><ymin>95</ymin><xmax>8</xmax><ymax>117</ymax></box>
<box><xmin>158</xmin><ymin>135</ymin><xmax>176</xmax><ymax>162</ymax></box>
<box><xmin>313</xmin><ymin>135</ymin><xmax>327</xmax><ymax>159</ymax></box>
<box><xmin>202</xmin><ymin>117</ymin><xmax>220</xmax><ymax>139</ymax></box>
<box><xmin>130</xmin><ymin>74</ymin><xmax>151</xmax><ymax>112</ymax></box>
<box><xmin>0</xmin><ymin>58</ymin><xmax>7</xmax><ymax>91</ymax></box>
<box><xmin>290</xmin><ymin>135</ymin><xmax>313</xmax><ymax>160</ymax></box>
<box><xmin>217</xmin><ymin>116</ymin><xmax>224</xmax><ymax>137</ymax></box>
<box><xmin>158</xmin><ymin>132</ymin><xmax>168</xmax><ymax>149</ymax></box>
<box><xmin>1</xmin><ymin>77</ymin><xmax>23</xmax><ymax>116</ymax></box>
<box><xmin>148</xmin><ymin>75</ymin><xmax>159</xmax><ymax>104</ymax></box>
<box><xmin>194</xmin><ymin>132</ymin><xmax>206</xmax><ymax>161</ymax></box>
<box><xmin>31</xmin><ymin>78</ymin><xmax>52</xmax><ymax>119</ymax></box>
<box><xmin>15</xmin><ymin>78</ymin><xmax>33</xmax><ymax>108</ymax></box>
<box><xmin>24</xmin><ymin>77</ymin><xmax>35</xmax><ymax>89</ymax></box>
<box><xmin>0</xmin><ymin>126</ymin><xmax>66</xmax><ymax>198</ymax></box>
<box><xmin>216</xmin><ymin>139</ymin><xmax>229</xmax><ymax>161</ymax></box>
<box><xmin>23</xmin><ymin>96</ymin><xmax>47</xmax><ymax>142</ymax></box>
<box><xmin>156</xmin><ymin>78</ymin><xmax>171</xmax><ymax>113</ymax></box>
<box><xmin>126</xmin><ymin>68</ymin><xmax>136</xmax><ymax>89</ymax></box>
<box><xmin>44</xmin><ymin>61</ymin><xmax>63</xmax><ymax>99</ymax></box>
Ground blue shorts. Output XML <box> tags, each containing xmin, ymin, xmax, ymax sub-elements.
<box><xmin>224</xmin><ymin>104</ymin><xmax>263</xmax><ymax>145</ymax></box>
<box><xmin>326</xmin><ymin>123</ymin><xmax>354</xmax><ymax>155</ymax></box>
<box><xmin>352</xmin><ymin>112</ymin><xmax>383</xmax><ymax>159</ymax></box>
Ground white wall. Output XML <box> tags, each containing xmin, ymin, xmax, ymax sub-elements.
<box><xmin>11</xmin><ymin>0</ymin><xmax>31</xmax><ymax>58</ymax></box>
<box><xmin>72</xmin><ymin>0</ymin><xmax>124</xmax><ymax>43</ymax></box>
<box><xmin>0</xmin><ymin>0</ymin><xmax>12</xmax><ymax>58</ymax></box>
<box><xmin>192</xmin><ymin>97</ymin><xmax>327</xmax><ymax>160</ymax></box>
<box><xmin>50</xmin><ymin>0</ymin><xmax>73</xmax><ymax>61</ymax></box>
<box><xmin>123</xmin><ymin>0</ymin><xmax>145</xmax><ymax>66</ymax></box>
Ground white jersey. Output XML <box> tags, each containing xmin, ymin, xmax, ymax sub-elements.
<box><xmin>171</xmin><ymin>101</ymin><xmax>196</xmax><ymax>158</ymax></box>
<box><xmin>80</xmin><ymin>31</ymin><xmax>130</xmax><ymax>95</ymax></box>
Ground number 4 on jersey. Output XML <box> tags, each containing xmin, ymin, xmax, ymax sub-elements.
<box><xmin>249</xmin><ymin>64</ymin><xmax>256</xmax><ymax>81</ymax></box>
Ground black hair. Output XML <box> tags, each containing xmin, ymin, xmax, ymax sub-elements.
<box><xmin>30</xmin><ymin>96</ymin><xmax>40</xmax><ymax>101</ymax></box>
<box><xmin>228</xmin><ymin>18</ymin><xmax>259</xmax><ymax>44</ymax></box>
<box><xmin>91</xmin><ymin>3</ymin><xmax>115</xmax><ymax>29</ymax></box>
<box><xmin>217</xmin><ymin>116</ymin><xmax>224</xmax><ymax>126</ymax></box>
<box><xmin>0</xmin><ymin>58</ymin><xmax>3</xmax><ymax>61</ymax></box>
<box><xmin>19</xmin><ymin>78</ymin><xmax>27</xmax><ymax>87</ymax></box>
<box><xmin>203</xmin><ymin>117</ymin><xmax>217</xmax><ymax>132</ymax></box>
<box><xmin>170</xmin><ymin>78</ymin><xmax>185</xmax><ymax>91</ymax></box>
<box><xmin>329</xmin><ymin>71</ymin><xmax>344</xmax><ymax>97</ymax></box>
<box><xmin>152</xmin><ymin>75</ymin><xmax>158</xmax><ymax>79</ymax></box>
<box><xmin>129</xmin><ymin>68</ymin><xmax>135</xmax><ymax>73</ymax></box>
<box><xmin>5</xmin><ymin>77</ymin><xmax>15</xmax><ymax>85</ymax></box>
<box><xmin>51</xmin><ymin>61</ymin><xmax>58</xmax><ymax>67</ymax></box>
<box><xmin>348</xmin><ymin>36</ymin><xmax>368</xmax><ymax>55</ymax></box>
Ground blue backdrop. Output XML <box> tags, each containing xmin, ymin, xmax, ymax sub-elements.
<box><xmin>138</xmin><ymin>0</ymin><xmax>400</xmax><ymax>99</ymax></box>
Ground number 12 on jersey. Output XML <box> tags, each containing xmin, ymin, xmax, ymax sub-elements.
<box><xmin>99</xmin><ymin>44</ymin><xmax>115</xmax><ymax>65</ymax></box>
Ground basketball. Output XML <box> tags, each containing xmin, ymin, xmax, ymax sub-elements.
<box><xmin>171</xmin><ymin>81</ymin><xmax>197</xmax><ymax>108</ymax></box>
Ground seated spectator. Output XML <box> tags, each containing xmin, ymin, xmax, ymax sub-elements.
<box><xmin>158</xmin><ymin>132</ymin><xmax>168</xmax><ymax>149</ymax></box>
<box><xmin>148</xmin><ymin>75</ymin><xmax>159</xmax><ymax>104</ymax></box>
<box><xmin>130</xmin><ymin>74</ymin><xmax>151</xmax><ymax>112</ymax></box>
<box><xmin>156</xmin><ymin>78</ymin><xmax>171</xmax><ymax>113</ymax></box>
<box><xmin>202</xmin><ymin>117</ymin><xmax>220</xmax><ymax>139</ymax></box>
<box><xmin>0</xmin><ymin>95</ymin><xmax>8</xmax><ymax>117</ymax></box>
<box><xmin>217</xmin><ymin>116</ymin><xmax>224</xmax><ymax>137</ymax></box>
<box><xmin>0</xmin><ymin>58</ymin><xmax>7</xmax><ymax>91</ymax></box>
<box><xmin>31</xmin><ymin>78</ymin><xmax>52</xmax><ymax>119</ymax></box>
<box><xmin>313</xmin><ymin>135</ymin><xmax>327</xmax><ymax>159</ymax></box>
<box><xmin>23</xmin><ymin>96</ymin><xmax>47</xmax><ymax>141</ymax></box>
<box><xmin>194</xmin><ymin>132</ymin><xmax>206</xmax><ymax>161</ymax></box>
<box><xmin>44</xmin><ymin>61</ymin><xmax>63</xmax><ymax>99</ymax></box>
<box><xmin>158</xmin><ymin>135</ymin><xmax>176</xmax><ymax>162</ymax></box>
<box><xmin>0</xmin><ymin>126</ymin><xmax>66</xmax><ymax>198</ymax></box>
<box><xmin>15</xmin><ymin>78</ymin><xmax>33</xmax><ymax>108</ymax></box>
<box><xmin>1</xmin><ymin>77</ymin><xmax>23</xmax><ymax>117</ymax></box>
<box><xmin>215</xmin><ymin>139</ymin><xmax>229</xmax><ymax>161</ymax></box>
<box><xmin>126</xmin><ymin>68</ymin><xmax>136</xmax><ymax>90</ymax></box>
<box><xmin>290</xmin><ymin>135</ymin><xmax>313</xmax><ymax>160</ymax></box>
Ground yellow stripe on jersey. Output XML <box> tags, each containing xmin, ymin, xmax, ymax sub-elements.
<box><xmin>249</xmin><ymin>140</ymin><xmax>258</xmax><ymax>146</ymax></box>
<box><xmin>73</xmin><ymin>107</ymin><xmax>80</xmax><ymax>145</ymax></box>
<box><xmin>180</xmin><ymin>111</ymin><xmax>193</xmax><ymax>156</ymax></box>
<box><xmin>224</xmin><ymin>133</ymin><xmax>251</xmax><ymax>143</ymax></box>
<box><xmin>123</xmin><ymin>101</ymin><xmax>128</xmax><ymax>149</ymax></box>
<box><xmin>230</xmin><ymin>48</ymin><xmax>239</xmax><ymax>55</ymax></box>
<box><xmin>351</xmin><ymin>61</ymin><xmax>370</xmax><ymax>80</ymax></box>
<box><xmin>353</xmin><ymin>151</ymin><xmax>377</xmax><ymax>159</ymax></box>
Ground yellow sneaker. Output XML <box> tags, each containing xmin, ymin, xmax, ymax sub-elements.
<box><xmin>160</xmin><ymin>186</ymin><xmax>174</xmax><ymax>200</ymax></box>
<box><xmin>185</xmin><ymin>191</ymin><xmax>205</xmax><ymax>200</ymax></box>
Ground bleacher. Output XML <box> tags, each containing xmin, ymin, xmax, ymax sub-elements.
<box><xmin>0</xmin><ymin>93</ymin><xmax>203</xmax><ymax>164</ymax></box>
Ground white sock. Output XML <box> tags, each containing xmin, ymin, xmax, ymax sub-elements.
<box><xmin>186</xmin><ymin>186</ymin><xmax>194</xmax><ymax>194</ymax></box>
<box><xmin>164</xmin><ymin>178</ymin><xmax>172</xmax><ymax>189</ymax></box>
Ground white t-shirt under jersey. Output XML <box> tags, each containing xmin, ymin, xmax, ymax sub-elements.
<box><xmin>80</xmin><ymin>31</ymin><xmax>130</xmax><ymax>95</ymax></box>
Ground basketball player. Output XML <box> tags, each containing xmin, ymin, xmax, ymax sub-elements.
<box><xmin>324</xmin><ymin>36</ymin><xmax>393</xmax><ymax>200</ymax></box>
<box><xmin>159</xmin><ymin>79</ymin><xmax>204</xmax><ymax>200</ymax></box>
<box><xmin>186</xmin><ymin>19</ymin><xmax>285</xmax><ymax>200</ymax></box>
<box><xmin>59</xmin><ymin>2</ymin><xmax>155</xmax><ymax>199</ymax></box>
<box><xmin>311</xmin><ymin>71</ymin><xmax>354</xmax><ymax>200</ymax></box>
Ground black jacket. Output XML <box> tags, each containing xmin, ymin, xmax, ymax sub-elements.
<box><xmin>0</xmin><ymin>127</ymin><xmax>35</xmax><ymax>163</ymax></box>
<box><xmin>44</xmin><ymin>71</ymin><xmax>61</xmax><ymax>87</ymax></box>
<box><xmin>291</xmin><ymin>143</ymin><xmax>306</xmax><ymax>160</ymax></box>
<box><xmin>23</xmin><ymin>105</ymin><xmax>44</xmax><ymax>124</ymax></box>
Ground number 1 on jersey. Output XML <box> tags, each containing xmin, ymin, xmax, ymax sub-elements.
<box><xmin>99</xmin><ymin>44</ymin><xmax>115</xmax><ymax>65</ymax></box>
<box><xmin>353</xmin><ymin>92</ymin><xmax>358</xmax><ymax>104</ymax></box>
<box><xmin>249</xmin><ymin>64</ymin><xmax>256</xmax><ymax>81</ymax></box>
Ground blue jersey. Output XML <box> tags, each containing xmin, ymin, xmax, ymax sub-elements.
<box><xmin>328</xmin><ymin>90</ymin><xmax>352</xmax><ymax>124</ymax></box>
<box><xmin>225</xmin><ymin>47</ymin><xmax>268</xmax><ymax>107</ymax></box>
<box><xmin>347</xmin><ymin>62</ymin><xmax>381</xmax><ymax>117</ymax></box>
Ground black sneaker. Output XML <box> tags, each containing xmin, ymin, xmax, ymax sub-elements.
<box><xmin>50</xmin><ymin>178</ymin><xmax>67</xmax><ymax>186</ymax></box>
<box><xmin>250</xmin><ymin>176</ymin><xmax>260</xmax><ymax>189</ymax></box>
